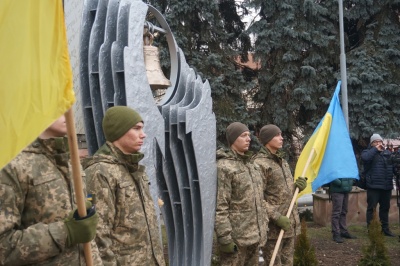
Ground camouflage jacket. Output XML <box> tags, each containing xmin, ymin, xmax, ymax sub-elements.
<box><xmin>0</xmin><ymin>138</ymin><xmax>102</xmax><ymax>266</ymax></box>
<box><xmin>83</xmin><ymin>142</ymin><xmax>165</xmax><ymax>266</ymax></box>
<box><xmin>215</xmin><ymin>148</ymin><xmax>268</xmax><ymax>247</ymax></box>
<box><xmin>253</xmin><ymin>146</ymin><xmax>300</xmax><ymax>239</ymax></box>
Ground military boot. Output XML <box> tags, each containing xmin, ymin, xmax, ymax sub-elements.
<box><xmin>333</xmin><ymin>233</ymin><xmax>344</xmax><ymax>243</ymax></box>
<box><xmin>341</xmin><ymin>232</ymin><xmax>357</xmax><ymax>239</ymax></box>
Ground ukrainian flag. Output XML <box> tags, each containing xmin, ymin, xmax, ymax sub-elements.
<box><xmin>295</xmin><ymin>81</ymin><xmax>359</xmax><ymax>198</ymax></box>
<box><xmin>0</xmin><ymin>0</ymin><xmax>75</xmax><ymax>169</ymax></box>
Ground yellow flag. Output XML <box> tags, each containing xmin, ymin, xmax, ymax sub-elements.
<box><xmin>294</xmin><ymin>82</ymin><xmax>359</xmax><ymax>199</ymax></box>
<box><xmin>0</xmin><ymin>0</ymin><xmax>75</xmax><ymax>169</ymax></box>
<box><xmin>294</xmin><ymin>115</ymin><xmax>332</xmax><ymax>198</ymax></box>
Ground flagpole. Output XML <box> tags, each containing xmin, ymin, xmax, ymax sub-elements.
<box><xmin>65</xmin><ymin>109</ymin><xmax>93</xmax><ymax>266</ymax></box>
<box><xmin>338</xmin><ymin>0</ymin><xmax>349</xmax><ymax>129</ymax></box>
<box><xmin>269</xmin><ymin>149</ymin><xmax>315</xmax><ymax>266</ymax></box>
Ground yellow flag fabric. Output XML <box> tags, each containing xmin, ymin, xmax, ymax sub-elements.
<box><xmin>0</xmin><ymin>0</ymin><xmax>75</xmax><ymax>169</ymax></box>
<box><xmin>294</xmin><ymin>82</ymin><xmax>359</xmax><ymax>199</ymax></box>
<box><xmin>294</xmin><ymin>114</ymin><xmax>332</xmax><ymax>198</ymax></box>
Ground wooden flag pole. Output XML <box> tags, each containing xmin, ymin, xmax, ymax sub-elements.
<box><xmin>65</xmin><ymin>109</ymin><xmax>93</xmax><ymax>266</ymax></box>
<box><xmin>269</xmin><ymin>149</ymin><xmax>315</xmax><ymax>266</ymax></box>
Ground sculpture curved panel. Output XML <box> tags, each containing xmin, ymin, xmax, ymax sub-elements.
<box><xmin>80</xmin><ymin>1</ymin><xmax>217</xmax><ymax>265</ymax></box>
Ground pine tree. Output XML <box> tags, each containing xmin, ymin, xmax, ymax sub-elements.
<box><xmin>146</xmin><ymin>0</ymin><xmax>400</xmax><ymax>155</ymax></box>
<box><xmin>343</xmin><ymin>0</ymin><xmax>400</xmax><ymax>142</ymax></box>
<box><xmin>244</xmin><ymin>0</ymin><xmax>400</xmax><ymax>159</ymax></box>
<box><xmin>359</xmin><ymin>210</ymin><xmax>391</xmax><ymax>266</ymax></box>
<box><xmin>245</xmin><ymin>0</ymin><xmax>338</xmax><ymax>162</ymax></box>
<box><xmin>293</xmin><ymin>219</ymin><xmax>318</xmax><ymax>266</ymax></box>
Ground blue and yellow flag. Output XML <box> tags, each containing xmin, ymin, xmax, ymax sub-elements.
<box><xmin>295</xmin><ymin>81</ymin><xmax>359</xmax><ymax>198</ymax></box>
<box><xmin>0</xmin><ymin>0</ymin><xmax>75</xmax><ymax>169</ymax></box>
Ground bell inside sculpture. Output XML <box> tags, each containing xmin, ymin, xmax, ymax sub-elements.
<box><xmin>143</xmin><ymin>31</ymin><xmax>171</xmax><ymax>90</ymax></box>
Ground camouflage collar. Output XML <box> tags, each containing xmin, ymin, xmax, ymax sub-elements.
<box><xmin>235</xmin><ymin>150</ymin><xmax>253</xmax><ymax>163</ymax></box>
<box><xmin>115</xmin><ymin>147</ymin><xmax>144</xmax><ymax>165</ymax></box>
<box><xmin>28</xmin><ymin>137</ymin><xmax>70</xmax><ymax>177</ymax></box>
<box><xmin>259</xmin><ymin>146</ymin><xmax>284</xmax><ymax>160</ymax></box>
<box><xmin>228</xmin><ymin>149</ymin><xmax>253</xmax><ymax>163</ymax></box>
<box><xmin>29</xmin><ymin>137</ymin><xmax>69</xmax><ymax>154</ymax></box>
<box><xmin>100</xmin><ymin>142</ymin><xmax>144</xmax><ymax>164</ymax></box>
<box><xmin>216</xmin><ymin>148</ymin><xmax>253</xmax><ymax>163</ymax></box>
<box><xmin>258</xmin><ymin>146</ymin><xmax>272</xmax><ymax>156</ymax></box>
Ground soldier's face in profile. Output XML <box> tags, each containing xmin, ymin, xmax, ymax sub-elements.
<box><xmin>114</xmin><ymin>122</ymin><xmax>146</xmax><ymax>154</ymax></box>
<box><xmin>266</xmin><ymin>133</ymin><xmax>283</xmax><ymax>153</ymax></box>
<box><xmin>231</xmin><ymin>131</ymin><xmax>251</xmax><ymax>155</ymax></box>
<box><xmin>46</xmin><ymin>115</ymin><xmax>67</xmax><ymax>137</ymax></box>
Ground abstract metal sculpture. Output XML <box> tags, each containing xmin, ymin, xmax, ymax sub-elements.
<box><xmin>79</xmin><ymin>1</ymin><xmax>217</xmax><ymax>265</ymax></box>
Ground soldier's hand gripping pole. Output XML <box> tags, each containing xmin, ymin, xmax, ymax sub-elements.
<box><xmin>269</xmin><ymin>149</ymin><xmax>314</xmax><ymax>266</ymax></box>
<box><xmin>65</xmin><ymin>109</ymin><xmax>94</xmax><ymax>266</ymax></box>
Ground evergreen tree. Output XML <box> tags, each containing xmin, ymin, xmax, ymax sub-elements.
<box><xmin>359</xmin><ymin>210</ymin><xmax>391</xmax><ymax>266</ymax></box>
<box><xmin>245</xmin><ymin>0</ymin><xmax>338</xmax><ymax>161</ymax></box>
<box><xmin>245</xmin><ymin>0</ymin><xmax>400</xmax><ymax>158</ymax></box>
<box><xmin>146</xmin><ymin>0</ymin><xmax>400</xmax><ymax>157</ymax></box>
<box><xmin>293</xmin><ymin>219</ymin><xmax>318</xmax><ymax>266</ymax></box>
<box><xmin>343</xmin><ymin>0</ymin><xmax>400</xmax><ymax>143</ymax></box>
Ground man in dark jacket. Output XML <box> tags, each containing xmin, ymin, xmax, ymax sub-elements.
<box><xmin>361</xmin><ymin>133</ymin><xmax>396</xmax><ymax>237</ymax></box>
<box><xmin>329</xmin><ymin>178</ymin><xmax>357</xmax><ymax>243</ymax></box>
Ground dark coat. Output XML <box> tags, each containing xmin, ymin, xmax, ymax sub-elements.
<box><xmin>361</xmin><ymin>146</ymin><xmax>394</xmax><ymax>190</ymax></box>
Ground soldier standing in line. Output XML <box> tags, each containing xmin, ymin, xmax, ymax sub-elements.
<box><xmin>84</xmin><ymin>106</ymin><xmax>165</xmax><ymax>265</ymax></box>
<box><xmin>254</xmin><ymin>124</ymin><xmax>307</xmax><ymax>266</ymax></box>
<box><xmin>0</xmin><ymin>114</ymin><xmax>101</xmax><ymax>265</ymax></box>
<box><xmin>215</xmin><ymin>122</ymin><xmax>268</xmax><ymax>266</ymax></box>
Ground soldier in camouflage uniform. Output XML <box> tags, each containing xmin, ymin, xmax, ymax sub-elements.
<box><xmin>0</xmin><ymin>115</ymin><xmax>101</xmax><ymax>266</ymax></box>
<box><xmin>84</xmin><ymin>106</ymin><xmax>165</xmax><ymax>266</ymax></box>
<box><xmin>215</xmin><ymin>122</ymin><xmax>268</xmax><ymax>266</ymax></box>
<box><xmin>254</xmin><ymin>124</ymin><xmax>307</xmax><ymax>266</ymax></box>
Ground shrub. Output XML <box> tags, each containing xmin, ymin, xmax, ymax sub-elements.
<box><xmin>294</xmin><ymin>218</ymin><xmax>318</xmax><ymax>266</ymax></box>
<box><xmin>358</xmin><ymin>209</ymin><xmax>390</xmax><ymax>266</ymax></box>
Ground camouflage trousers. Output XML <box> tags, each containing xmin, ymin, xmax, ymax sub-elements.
<box><xmin>261</xmin><ymin>237</ymin><xmax>294</xmax><ymax>266</ymax></box>
<box><xmin>219</xmin><ymin>242</ymin><xmax>259</xmax><ymax>266</ymax></box>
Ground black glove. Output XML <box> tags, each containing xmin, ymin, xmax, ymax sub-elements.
<box><xmin>64</xmin><ymin>202</ymin><xmax>98</xmax><ymax>247</ymax></box>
